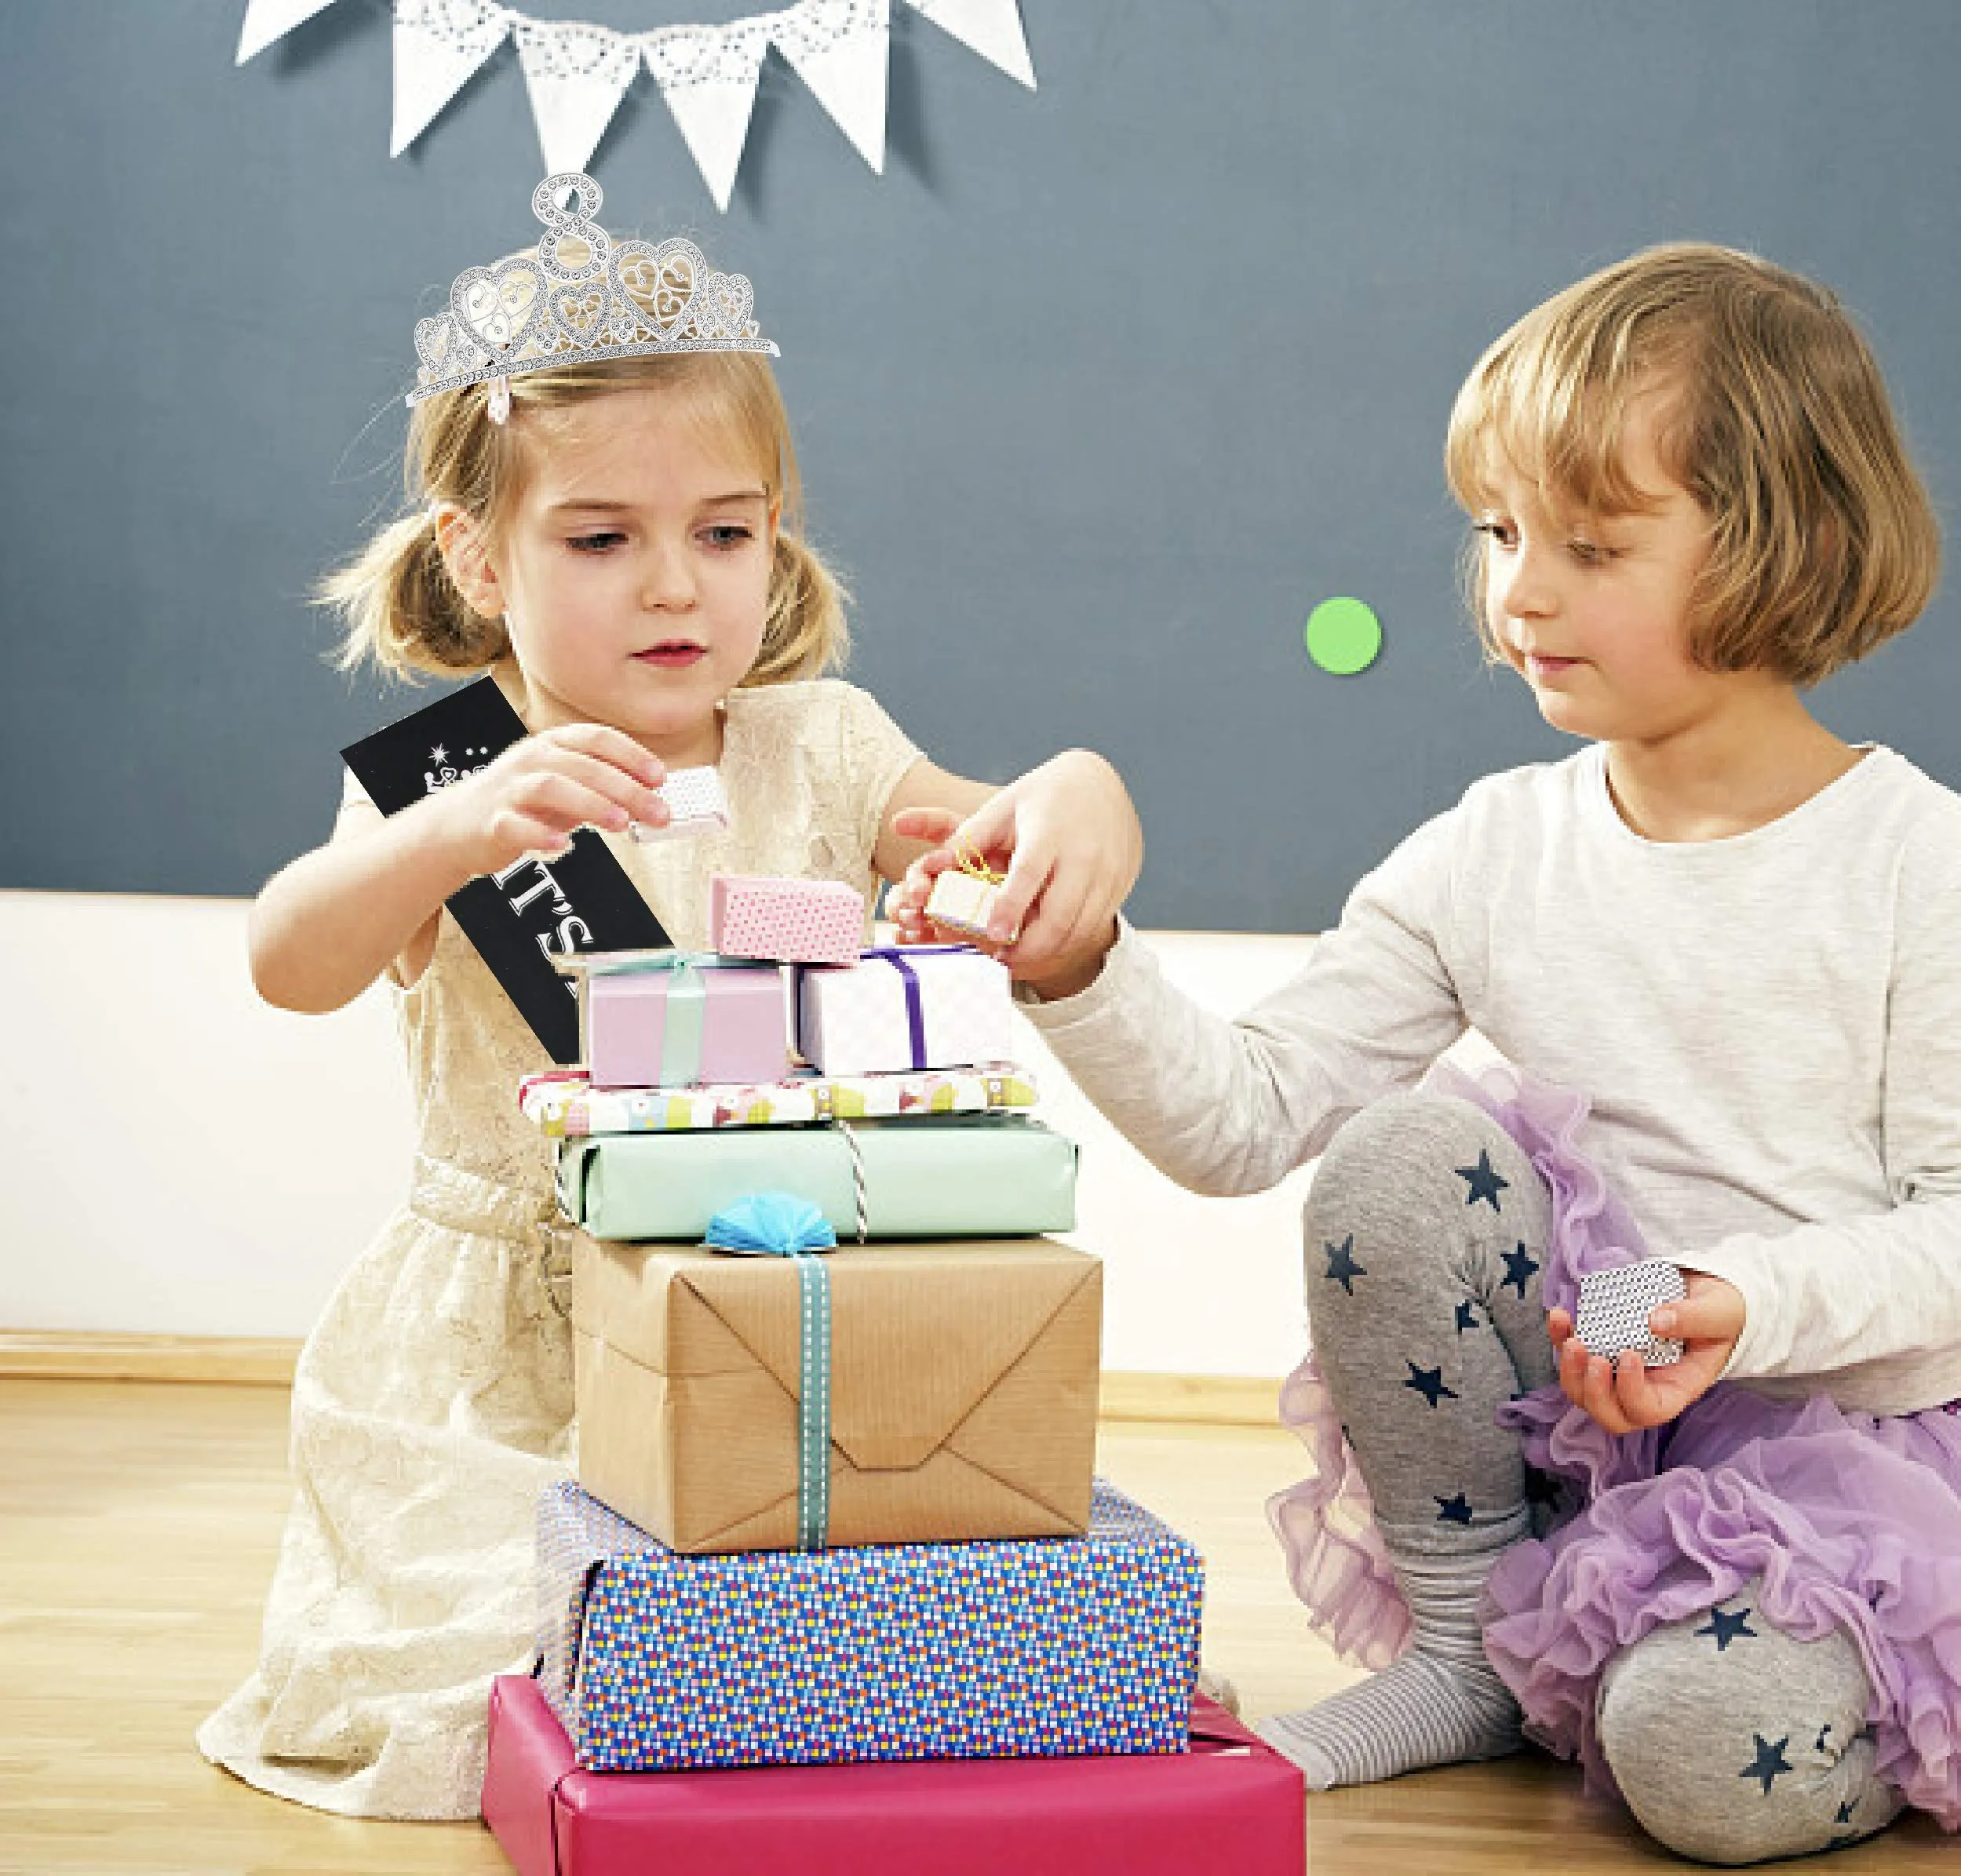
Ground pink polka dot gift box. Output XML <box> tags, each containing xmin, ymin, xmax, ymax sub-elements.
<box><xmin>709</xmin><ymin>873</ymin><xmax>869</xmax><ymax>966</ymax></box>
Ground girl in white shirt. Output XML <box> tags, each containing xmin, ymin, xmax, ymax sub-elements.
<box><xmin>895</xmin><ymin>243</ymin><xmax>1960</xmax><ymax>1864</ymax></box>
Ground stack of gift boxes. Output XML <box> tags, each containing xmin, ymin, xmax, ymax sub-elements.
<box><xmin>489</xmin><ymin>871</ymin><xmax>1304</xmax><ymax>1874</ymax></box>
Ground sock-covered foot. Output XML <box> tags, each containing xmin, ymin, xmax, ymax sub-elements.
<box><xmin>1254</xmin><ymin>1652</ymin><xmax>1522</xmax><ymax>1791</ymax></box>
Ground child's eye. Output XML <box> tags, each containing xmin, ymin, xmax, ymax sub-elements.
<box><xmin>1567</xmin><ymin>537</ymin><xmax>1614</xmax><ymax>566</ymax></box>
<box><xmin>1473</xmin><ymin>518</ymin><xmax>1519</xmax><ymax>551</ymax></box>
<box><xmin>567</xmin><ymin>530</ymin><xmax>625</xmax><ymax>554</ymax></box>
<box><xmin>701</xmin><ymin>523</ymin><xmax>753</xmax><ymax>550</ymax></box>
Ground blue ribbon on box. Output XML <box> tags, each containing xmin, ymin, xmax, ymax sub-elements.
<box><xmin>857</xmin><ymin>945</ymin><xmax>972</xmax><ymax>1072</ymax></box>
<box><xmin>580</xmin><ymin>949</ymin><xmax>776</xmax><ymax>1087</ymax></box>
<box><xmin>703</xmin><ymin>1193</ymin><xmax>837</xmax><ymax>1551</ymax></box>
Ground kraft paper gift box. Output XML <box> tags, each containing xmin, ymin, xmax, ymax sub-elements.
<box><xmin>794</xmin><ymin>945</ymin><xmax>1013</xmax><ymax>1076</ymax></box>
<box><xmin>709</xmin><ymin>874</ymin><xmax>867</xmax><ymax>965</ymax></box>
<box><xmin>570</xmin><ymin>1232</ymin><xmax>1099</xmax><ymax>1552</ymax></box>
<box><xmin>534</xmin><ymin>1477</ymin><xmax>1198</xmax><ymax>1772</ymax></box>
<box><xmin>519</xmin><ymin>1065</ymin><xmax>1038</xmax><ymax>1137</ymax></box>
<box><xmin>554</xmin><ymin>1114</ymin><xmax>1077</xmax><ymax>1241</ymax></box>
<box><xmin>482</xmin><ymin>1674</ymin><xmax>1307</xmax><ymax>1876</ymax></box>
<box><xmin>563</xmin><ymin>952</ymin><xmax>789</xmax><ymax>1090</ymax></box>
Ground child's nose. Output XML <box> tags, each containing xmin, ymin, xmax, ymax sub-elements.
<box><xmin>1498</xmin><ymin>542</ymin><xmax>1558</xmax><ymax>619</ymax></box>
<box><xmin>640</xmin><ymin>548</ymin><xmax>696</xmax><ymax>609</ymax></box>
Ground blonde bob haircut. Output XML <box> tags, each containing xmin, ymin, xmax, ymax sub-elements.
<box><xmin>1445</xmin><ymin>242</ymin><xmax>1940</xmax><ymax>687</ymax></box>
<box><xmin>323</xmin><ymin>288</ymin><xmax>847</xmax><ymax>688</ymax></box>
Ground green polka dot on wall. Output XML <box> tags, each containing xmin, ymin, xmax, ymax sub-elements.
<box><xmin>1304</xmin><ymin>596</ymin><xmax>1383</xmax><ymax>676</ymax></box>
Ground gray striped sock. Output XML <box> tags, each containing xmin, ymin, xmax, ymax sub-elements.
<box><xmin>1256</xmin><ymin>1652</ymin><xmax>1521</xmax><ymax>1791</ymax></box>
<box><xmin>1256</xmin><ymin>1534</ymin><xmax>1524</xmax><ymax>1790</ymax></box>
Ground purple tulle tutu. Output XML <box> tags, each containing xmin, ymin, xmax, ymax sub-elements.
<box><xmin>1268</xmin><ymin>1061</ymin><xmax>1961</xmax><ymax>1825</ymax></box>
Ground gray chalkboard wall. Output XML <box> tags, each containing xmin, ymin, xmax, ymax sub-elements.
<box><xmin>3</xmin><ymin>2</ymin><xmax>1956</xmax><ymax>931</ymax></box>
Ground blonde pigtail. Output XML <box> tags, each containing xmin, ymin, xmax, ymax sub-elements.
<box><xmin>744</xmin><ymin>529</ymin><xmax>851</xmax><ymax>687</ymax></box>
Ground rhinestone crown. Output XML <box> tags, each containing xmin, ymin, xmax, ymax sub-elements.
<box><xmin>407</xmin><ymin>172</ymin><xmax>777</xmax><ymax>410</ymax></box>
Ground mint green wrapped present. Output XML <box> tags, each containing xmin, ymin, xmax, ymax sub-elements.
<box><xmin>555</xmin><ymin>1115</ymin><xmax>1077</xmax><ymax>1242</ymax></box>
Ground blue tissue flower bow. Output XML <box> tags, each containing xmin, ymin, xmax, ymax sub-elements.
<box><xmin>704</xmin><ymin>1192</ymin><xmax>836</xmax><ymax>1548</ymax></box>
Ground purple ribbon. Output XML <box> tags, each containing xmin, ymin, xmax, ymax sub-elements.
<box><xmin>861</xmin><ymin>945</ymin><xmax>969</xmax><ymax>1072</ymax></box>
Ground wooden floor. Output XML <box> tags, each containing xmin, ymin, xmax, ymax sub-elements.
<box><xmin>0</xmin><ymin>1380</ymin><xmax>1948</xmax><ymax>1874</ymax></box>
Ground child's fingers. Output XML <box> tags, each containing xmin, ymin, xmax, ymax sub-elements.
<box><xmin>492</xmin><ymin>770</ymin><xmax>632</xmax><ymax>844</ymax></box>
<box><xmin>1011</xmin><ymin>866</ymin><xmax>1094</xmax><ymax>972</ymax></box>
<box><xmin>1547</xmin><ymin>1306</ymin><xmax>1576</xmax><ymax>1350</ymax></box>
<box><xmin>1649</xmin><ymin>1277</ymin><xmax>1744</xmax><ymax>1347</ymax></box>
<box><xmin>890</xmin><ymin>806</ymin><xmax>965</xmax><ymax>847</ymax></box>
<box><xmin>544</xmin><ymin>722</ymin><xmax>667</xmax><ymax>791</ymax></box>
<box><xmin>504</xmin><ymin>745</ymin><xmax>665</xmax><ymax>828</ymax></box>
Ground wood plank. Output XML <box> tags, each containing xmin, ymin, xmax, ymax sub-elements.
<box><xmin>0</xmin><ymin>1378</ymin><xmax>1951</xmax><ymax>1871</ymax></box>
<box><xmin>0</xmin><ymin>1331</ymin><xmax>300</xmax><ymax>1386</ymax></box>
<box><xmin>0</xmin><ymin>1335</ymin><xmax>1283</xmax><ymax>1424</ymax></box>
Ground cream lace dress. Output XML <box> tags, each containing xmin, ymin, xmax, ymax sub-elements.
<box><xmin>198</xmin><ymin>679</ymin><xmax>922</xmax><ymax>1820</ymax></box>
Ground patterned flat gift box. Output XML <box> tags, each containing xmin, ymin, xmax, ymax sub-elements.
<box><xmin>519</xmin><ymin>1064</ymin><xmax>1037</xmax><ymax>1138</ymax></box>
<box><xmin>483</xmin><ymin>1674</ymin><xmax>1306</xmax><ymax>1876</ymax></box>
<box><xmin>535</xmin><ymin>1477</ymin><xmax>1203</xmax><ymax>1774</ymax></box>
<box><xmin>709</xmin><ymin>874</ymin><xmax>867</xmax><ymax>965</ymax></box>
<box><xmin>795</xmin><ymin>945</ymin><xmax>1013</xmax><ymax>1076</ymax></box>
<box><xmin>572</xmin><ymin>1233</ymin><xmax>1101</xmax><ymax>1553</ymax></box>
<box><xmin>555</xmin><ymin>1114</ymin><xmax>1077</xmax><ymax>1241</ymax></box>
<box><xmin>560</xmin><ymin>951</ymin><xmax>789</xmax><ymax>1090</ymax></box>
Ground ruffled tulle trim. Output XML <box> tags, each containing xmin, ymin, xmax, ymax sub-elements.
<box><xmin>1483</xmin><ymin>1393</ymin><xmax>1961</xmax><ymax>1824</ymax></box>
<box><xmin>1268</xmin><ymin>1352</ymin><xmax>1410</xmax><ymax>1670</ymax></box>
<box><xmin>1268</xmin><ymin>1059</ymin><xmax>1652</xmax><ymax>1667</ymax></box>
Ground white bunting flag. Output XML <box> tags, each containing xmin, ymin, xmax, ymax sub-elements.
<box><xmin>644</xmin><ymin>24</ymin><xmax>771</xmax><ymax>215</ymax></box>
<box><xmin>239</xmin><ymin>0</ymin><xmax>1030</xmax><ymax>192</ymax></box>
<box><xmin>905</xmin><ymin>0</ymin><xmax>1033</xmax><ymax>89</ymax></box>
<box><xmin>236</xmin><ymin>0</ymin><xmax>341</xmax><ymax>64</ymax></box>
<box><xmin>516</xmin><ymin>17</ymin><xmax>640</xmax><ymax>177</ymax></box>
<box><xmin>771</xmin><ymin>0</ymin><xmax>891</xmax><ymax>175</ymax></box>
<box><xmin>392</xmin><ymin>0</ymin><xmax>513</xmax><ymax>158</ymax></box>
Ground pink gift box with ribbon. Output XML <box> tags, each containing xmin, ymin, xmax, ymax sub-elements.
<box><xmin>709</xmin><ymin>874</ymin><xmax>867</xmax><ymax>965</ymax></box>
<box><xmin>482</xmin><ymin>1674</ymin><xmax>1306</xmax><ymax>1876</ymax></box>
<box><xmin>794</xmin><ymin>945</ymin><xmax>1013</xmax><ymax>1077</ymax></box>
<box><xmin>574</xmin><ymin>953</ymin><xmax>789</xmax><ymax>1091</ymax></box>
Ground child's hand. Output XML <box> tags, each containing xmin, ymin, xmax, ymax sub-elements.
<box><xmin>1547</xmin><ymin>1270</ymin><xmax>1744</xmax><ymax>1434</ymax></box>
<box><xmin>436</xmin><ymin>723</ymin><xmax>670</xmax><ymax>880</ymax></box>
<box><xmin>888</xmin><ymin>750</ymin><xmax>1141</xmax><ymax>999</ymax></box>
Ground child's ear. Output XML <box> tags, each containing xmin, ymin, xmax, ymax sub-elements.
<box><xmin>432</xmin><ymin>506</ymin><xmax>505</xmax><ymax>620</ymax></box>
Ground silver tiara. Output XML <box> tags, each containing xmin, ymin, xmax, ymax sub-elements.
<box><xmin>407</xmin><ymin>172</ymin><xmax>778</xmax><ymax>420</ymax></box>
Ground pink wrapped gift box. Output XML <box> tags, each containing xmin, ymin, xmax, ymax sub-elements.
<box><xmin>482</xmin><ymin>1674</ymin><xmax>1305</xmax><ymax>1876</ymax></box>
<box><xmin>709</xmin><ymin>874</ymin><xmax>867</xmax><ymax>965</ymax></box>
<box><xmin>574</xmin><ymin>956</ymin><xmax>788</xmax><ymax>1091</ymax></box>
<box><xmin>795</xmin><ymin>945</ymin><xmax>1014</xmax><ymax>1077</ymax></box>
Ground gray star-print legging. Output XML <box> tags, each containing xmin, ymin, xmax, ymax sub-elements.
<box><xmin>1305</xmin><ymin>1091</ymin><xmax>1902</xmax><ymax>1863</ymax></box>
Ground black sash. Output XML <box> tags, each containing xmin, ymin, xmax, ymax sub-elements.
<box><xmin>341</xmin><ymin>677</ymin><xmax>672</xmax><ymax>1063</ymax></box>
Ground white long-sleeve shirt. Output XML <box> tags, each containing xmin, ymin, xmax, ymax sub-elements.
<box><xmin>1023</xmin><ymin>743</ymin><xmax>1961</xmax><ymax>1417</ymax></box>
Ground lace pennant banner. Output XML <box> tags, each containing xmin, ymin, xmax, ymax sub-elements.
<box><xmin>240</xmin><ymin>0</ymin><xmax>1033</xmax><ymax>208</ymax></box>
<box><xmin>515</xmin><ymin>17</ymin><xmax>641</xmax><ymax>176</ymax></box>
<box><xmin>909</xmin><ymin>0</ymin><xmax>1034</xmax><ymax>89</ymax></box>
<box><xmin>644</xmin><ymin>24</ymin><xmax>771</xmax><ymax>215</ymax></box>
<box><xmin>770</xmin><ymin>0</ymin><xmax>892</xmax><ymax>175</ymax></box>
<box><xmin>236</xmin><ymin>0</ymin><xmax>341</xmax><ymax>64</ymax></box>
<box><xmin>392</xmin><ymin>0</ymin><xmax>513</xmax><ymax>158</ymax></box>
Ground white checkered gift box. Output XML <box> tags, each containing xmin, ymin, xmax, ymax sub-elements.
<box><xmin>629</xmin><ymin>766</ymin><xmax>730</xmax><ymax>841</ymax></box>
<box><xmin>1574</xmin><ymin>1258</ymin><xmax>1687</xmax><ymax>1367</ymax></box>
<box><xmin>795</xmin><ymin>947</ymin><xmax>1014</xmax><ymax>1076</ymax></box>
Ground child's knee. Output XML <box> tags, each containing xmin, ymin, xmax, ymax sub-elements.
<box><xmin>1303</xmin><ymin>1093</ymin><xmax>1536</xmax><ymax>1276</ymax></box>
<box><xmin>1597</xmin><ymin>1592</ymin><xmax>1891</xmax><ymax>1865</ymax></box>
